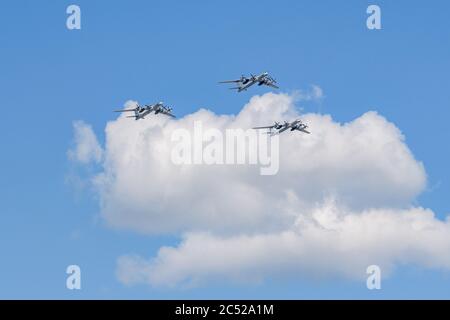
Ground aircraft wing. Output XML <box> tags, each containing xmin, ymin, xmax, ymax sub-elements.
<box><xmin>266</xmin><ymin>82</ymin><xmax>279</xmax><ymax>89</ymax></box>
<box><xmin>237</xmin><ymin>80</ymin><xmax>256</xmax><ymax>92</ymax></box>
<box><xmin>219</xmin><ymin>79</ymin><xmax>241</xmax><ymax>83</ymax></box>
<box><xmin>253</xmin><ymin>125</ymin><xmax>275</xmax><ymax>130</ymax></box>
<box><xmin>161</xmin><ymin>110</ymin><xmax>176</xmax><ymax>118</ymax></box>
<box><xmin>298</xmin><ymin>128</ymin><xmax>311</xmax><ymax>134</ymax></box>
<box><xmin>278</xmin><ymin>126</ymin><xmax>290</xmax><ymax>133</ymax></box>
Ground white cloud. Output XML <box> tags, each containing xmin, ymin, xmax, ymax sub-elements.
<box><xmin>87</xmin><ymin>93</ymin><xmax>425</xmax><ymax>234</ymax></box>
<box><xmin>68</xmin><ymin>121</ymin><xmax>103</xmax><ymax>164</ymax></box>
<box><xmin>69</xmin><ymin>92</ymin><xmax>449</xmax><ymax>287</ymax></box>
<box><xmin>116</xmin><ymin>201</ymin><xmax>450</xmax><ymax>287</ymax></box>
<box><xmin>294</xmin><ymin>85</ymin><xmax>324</xmax><ymax>101</ymax></box>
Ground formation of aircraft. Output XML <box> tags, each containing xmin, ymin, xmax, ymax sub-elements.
<box><xmin>219</xmin><ymin>72</ymin><xmax>279</xmax><ymax>92</ymax></box>
<box><xmin>253</xmin><ymin>118</ymin><xmax>310</xmax><ymax>135</ymax></box>
<box><xmin>113</xmin><ymin>71</ymin><xmax>310</xmax><ymax>135</ymax></box>
<box><xmin>114</xmin><ymin>101</ymin><xmax>175</xmax><ymax>120</ymax></box>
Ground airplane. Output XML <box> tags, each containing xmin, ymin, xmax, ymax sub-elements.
<box><xmin>219</xmin><ymin>72</ymin><xmax>279</xmax><ymax>92</ymax></box>
<box><xmin>253</xmin><ymin>119</ymin><xmax>310</xmax><ymax>135</ymax></box>
<box><xmin>114</xmin><ymin>102</ymin><xmax>176</xmax><ymax>120</ymax></box>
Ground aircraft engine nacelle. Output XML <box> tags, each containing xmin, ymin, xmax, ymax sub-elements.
<box><xmin>258</xmin><ymin>81</ymin><xmax>265</xmax><ymax>86</ymax></box>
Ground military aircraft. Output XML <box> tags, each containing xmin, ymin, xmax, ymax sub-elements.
<box><xmin>219</xmin><ymin>72</ymin><xmax>279</xmax><ymax>92</ymax></box>
<box><xmin>114</xmin><ymin>102</ymin><xmax>176</xmax><ymax>120</ymax></box>
<box><xmin>253</xmin><ymin>119</ymin><xmax>310</xmax><ymax>135</ymax></box>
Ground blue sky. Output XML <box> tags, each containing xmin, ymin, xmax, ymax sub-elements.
<box><xmin>0</xmin><ymin>0</ymin><xmax>449</xmax><ymax>299</ymax></box>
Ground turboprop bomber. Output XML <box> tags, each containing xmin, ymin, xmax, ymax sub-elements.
<box><xmin>114</xmin><ymin>102</ymin><xmax>175</xmax><ymax>120</ymax></box>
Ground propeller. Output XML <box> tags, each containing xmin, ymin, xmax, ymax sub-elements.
<box><xmin>268</xmin><ymin>75</ymin><xmax>276</xmax><ymax>83</ymax></box>
<box><xmin>274</xmin><ymin>121</ymin><xmax>283</xmax><ymax>129</ymax></box>
<box><xmin>114</xmin><ymin>104</ymin><xmax>141</xmax><ymax>112</ymax></box>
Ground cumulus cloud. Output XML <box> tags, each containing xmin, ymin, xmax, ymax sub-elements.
<box><xmin>117</xmin><ymin>201</ymin><xmax>450</xmax><ymax>287</ymax></box>
<box><xmin>68</xmin><ymin>121</ymin><xmax>103</xmax><ymax>164</ymax></box>
<box><xmin>69</xmin><ymin>91</ymin><xmax>449</xmax><ymax>287</ymax></box>
<box><xmin>86</xmin><ymin>93</ymin><xmax>425</xmax><ymax>234</ymax></box>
